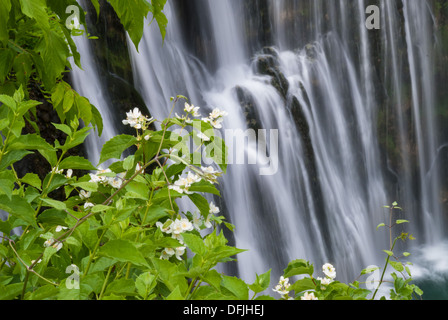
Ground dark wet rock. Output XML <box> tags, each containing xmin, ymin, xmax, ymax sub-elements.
<box><xmin>233</xmin><ymin>85</ymin><xmax>262</xmax><ymax>132</ymax></box>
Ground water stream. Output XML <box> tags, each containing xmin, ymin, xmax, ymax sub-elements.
<box><xmin>72</xmin><ymin>0</ymin><xmax>448</xmax><ymax>294</ymax></box>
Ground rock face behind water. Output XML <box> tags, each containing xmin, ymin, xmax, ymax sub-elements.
<box><xmin>253</xmin><ymin>47</ymin><xmax>289</xmax><ymax>99</ymax></box>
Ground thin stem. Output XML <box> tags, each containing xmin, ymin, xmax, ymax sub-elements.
<box><xmin>21</xmin><ymin>271</ymin><xmax>30</xmax><ymax>300</ymax></box>
<box><xmin>99</xmin><ymin>265</ymin><xmax>113</xmax><ymax>300</ymax></box>
<box><xmin>372</xmin><ymin>237</ymin><xmax>398</xmax><ymax>300</ymax></box>
<box><xmin>83</xmin><ymin>228</ymin><xmax>107</xmax><ymax>278</ymax></box>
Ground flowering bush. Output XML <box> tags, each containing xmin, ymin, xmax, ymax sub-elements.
<box><xmin>0</xmin><ymin>86</ymin><xmax>423</xmax><ymax>300</ymax></box>
<box><xmin>0</xmin><ymin>0</ymin><xmax>423</xmax><ymax>301</ymax></box>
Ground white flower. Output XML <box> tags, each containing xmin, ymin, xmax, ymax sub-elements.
<box><xmin>273</xmin><ymin>276</ymin><xmax>291</xmax><ymax>296</ymax></box>
<box><xmin>79</xmin><ymin>190</ymin><xmax>91</xmax><ymax>200</ymax></box>
<box><xmin>301</xmin><ymin>291</ymin><xmax>318</xmax><ymax>300</ymax></box>
<box><xmin>200</xmin><ymin>166</ymin><xmax>222</xmax><ymax>184</ymax></box>
<box><xmin>156</xmin><ymin>220</ymin><xmax>173</xmax><ymax>233</ymax></box>
<box><xmin>122</xmin><ymin>107</ymin><xmax>153</xmax><ymax>130</ymax></box>
<box><xmin>322</xmin><ymin>263</ymin><xmax>336</xmax><ymax>280</ymax></box>
<box><xmin>66</xmin><ymin>169</ymin><xmax>73</xmax><ymax>179</ymax></box>
<box><xmin>317</xmin><ymin>277</ymin><xmax>333</xmax><ymax>286</ymax></box>
<box><xmin>89</xmin><ymin>167</ymin><xmax>111</xmax><ymax>184</ymax></box>
<box><xmin>192</xmin><ymin>212</ymin><xmax>203</xmax><ymax>231</ymax></box>
<box><xmin>55</xmin><ymin>225</ymin><xmax>68</xmax><ymax>233</ymax></box>
<box><xmin>204</xmin><ymin>214</ymin><xmax>213</xmax><ymax>229</ymax></box>
<box><xmin>169</xmin><ymin>172</ymin><xmax>201</xmax><ymax>194</ymax></box>
<box><xmin>175</xmin><ymin>246</ymin><xmax>186</xmax><ymax>260</ymax></box>
<box><xmin>184</xmin><ymin>103</ymin><xmax>201</xmax><ymax>117</ymax></box>
<box><xmin>171</xmin><ymin>219</ymin><xmax>185</xmax><ymax>235</ymax></box>
<box><xmin>51</xmin><ymin>167</ymin><xmax>64</xmax><ymax>175</ymax></box>
<box><xmin>84</xmin><ymin>202</ymin><xmax>94</xmax><ymax>210</ymax></box>
<box><xmin>180</xmin><ymin>218</ymin><xmax>194</xmax><ymax>232</ymax></box>
<box><xmin>44</xmin><ymin>238</ymin><xmax>63</xmax><ymax>251</ymax></box>
<box><xmin>108</xmin><ymin>174</ymin><xmax>124</xmax><ymax>189</ymax></box>
<box><xmin>171</xmin><ymin>233</ymin><xmax>184</xmax><ymax>245</ymax></box>
<box><xmin>209</xmin><ymin>201</ymin><xmax>220</xmax><ymax>214</ymax></box>
<box><xmin>197</xmin><ymin>131</ymin><xmax>210</xmax><ymax>142</ymax></box>
<box><xmin>209</xmin><ymin>108</ymin><xmax>228</xmax><ymax>119</ymax></box>
<box><xmin>160</xmin><ymin>247</ymin><xmax>175</xmax><ymax>260</ymax></box>
<box><xmin>144</xmin><ymin>135</ymin><xmax>150</xmax><ymax>141</ymax></box>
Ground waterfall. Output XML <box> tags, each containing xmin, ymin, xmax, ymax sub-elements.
<box><xmin>73</xmin><ymin>0</ymin><xmax>447</xmax><ymax>288</ymax></box>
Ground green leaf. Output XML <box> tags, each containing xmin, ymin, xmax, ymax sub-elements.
<box><xmin>0</xmin><ymin>94</ymin><xmax>17</xmax><ymax>111</ymax></box>
<box><xmin>63</xmin><ymin>89</ymin><xmax>75</xmax><ymax>113</ymax></box>
<box><xmin>99</xmin><ymin>239</ymin><xmax>148</xmax><ymax>267</ymax></box>
<box><xmin>0</xmin><ymin>150</ymin><xmax>33</xmax><ymax>171</ymax></box>
<box><xmin>41</xmin><ymin>198</ymin><xmax>67</xmax><ymax>211</ymax></box>
<box><xmin>91</xmin><ymin>205</ymin><xmax>112</xmax><ymax>213</ymax></box>
<box><xmin>99</xmin><ymin>134</ymin><xmax>137</xmax><ymax>165</ymax></box>
<box><xmin>70</xmin><ymin>182</ymin><xmax>98</xmax><ymax>193</ymax></box>
<box><xmin>182</xmin><ymin>233</ymin><xmax>205</xmax><ymax>255</ymax></box>
<box><xmin>289</xmin><ymin>278</ymin><xmax>315</xmax><ymax>294</ymax></box>
<box><xmin>13</xmin><ymin>53</ymin><xmax>34</xmax><ymax>86</ymax></box>
<box><xmin>104</xmin><ymin>278</ymin><xmax>136</xmax><ymax>297</ymax></box>
<box><xmin>75</xmin><ymin>95</ymin><xmax>93</xmax><ymax>127</ymax></box>
<box><xmin>19</xmin><ymin>0</ymin><xmax>50</xmax><ymax>30</ymax></box>
<box><xmin>107</xmin><ymin>0</ymin><xmax>151</xmax><ymax>50</ymax></box>
<box><xmin>38</xmin><ymin>30</ymin><xmax>70</xmax><ymax>88</ymax></box>
<box><xmin>51</xmin><ymin>82</ymin><xmax>66</xmax><ymax>109</ymax></box>
<box><xmin>59</xmin><ymin>156</ymin><xmax>96</xmax><ymax>171</ymax></box>
<box><xmin>188</xmin><ymin>193</ymin><xmax>210</xmax><ymax>218</ymax></box>
<box><xmin>135</xmin><ymin>272</ymin><xmax>157</xmax><ymax>300</ymax></box>
<box><xmin>62</xmin><ymin>127</ymin><xmax>91</xmax><ymax>151</ymax></box>
<box><xmin>383</xmin><ymin>250</ymin><xmax>394</xmax><ymax>257</ymax></box>
<box><xmin>0</xmin><ymin>283</ymin><xmax>23</xmax><ymax>300</ymax></box>
<box><xmin>249</xmin><ymin>269</ymin><xmax>271</xmax><ymax>294</ymax></box>
<box><xmin>125</xmin><ymin>181</ymin><xmax>149</xmax><ymax>200</ymax></box>
<box><xmin>165</xmin><ymin>285</ymin><xmax>184</xmax><ymax>300</ymax></box>
<box><xmin>7</xmin><ymin>134</ymin><xmax>55</xmax><ymax>152</ymax></box>
<box><xmin>0</xmin><ymin>49</ymin><xmax>14</xmax><ymax>83</ymax></box>
<box><xmin>141</xmin><ymin>205</ymin><xmax>169</xmax><ymax>225</ymax></box>
<box><xmin>188</xmin><ymin>180</ymin><xmax>221</xmax><ymax>196</ymax></box>
<box><xmin>376</xmin><ymin>223</ymin><xmax>386</xmax><ymax>230</ymax></box>
<box><xmin>221</xmin><ymin>275</ymin><xmax>249</xmax><ymax>300</ymax></box>
<box><xmin>361</xmin><ymin>266</ymin><xmax>379</xmax><ymax>275</ymax></box>
<box><xmin>0</xmin><ymin>0</ymin><xmax>11</xmax><ymax>42</ymax></box>
<box><xmin>396</xmin><ymin>220</ymin><xmax>409</xmax><ymax>225</ymax></box>
<box><xmin>20</xmin><ymin>173</ymin><xmax>42</xmax><ymax>191</ymax></box>
<box><xmin>149</xmin><ymin>0</ymin><xmax>168</xmax><ymax>41</ymax></box>
<box><xmin>283</xmin><ymin>259</ymin><xmax>314</xmax><ymax>278</ymax></box>
<box><xmin>25</xmin><ymin>284</ymin><xmax>59</xmax><ymax>300</ymax></box>
<box><xmin>0</xmin><ymin>195</ymin><xmax>39</xmax><ymax>228</ymax></box>
<box><xmin>389</xmin><ymin>261</ymin><xmax>404</xmax><ymax>272</ymax></box>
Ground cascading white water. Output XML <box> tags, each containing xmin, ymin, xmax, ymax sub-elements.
<box><xmin>72</xmin><ymin>0</ymin><xmax>447</xmax><ymax>290</ymax></box>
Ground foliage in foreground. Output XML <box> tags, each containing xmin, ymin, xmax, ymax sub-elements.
<box><xmin>0</xmin><ymin>0</ymin><xmax>423</xmax><ymax>300</ymax></box>
<box><xmin>0</xmin><ymin>88</ymin><xmax>424</xmax><ymax>300</ymax></box>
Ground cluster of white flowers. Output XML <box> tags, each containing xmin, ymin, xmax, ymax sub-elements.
<box><xmin>202</xmin><ymin>108</ymin><xmax>228</xmax><ymax>129</ymax></box>
<box><xmin>199</xmin><ymin>166</ymin><xmax>222</xmax><ymax>184</ymax></box>
<box><xmin>317</xmin><ymin>263</ymin><xmax>336</xmax><ymax>286</ymax></box>
<box><xmin>184</xmin><ymin>103</ymin><xmax>201</xmax><ymax>117</ymax></box>
<box><xmin>191</xmin><ymin>201</ymin><xmax>220</xmax><ymax>231</ymax></box>
<box><xmin>168</xmin><ymin>171</ymin><xmax>201</xmax><ymax>195</ymax></box>
<box><xmin>89</xmin><ymin>167</ymin><xmax>125</xmax><ymax>189</ymax></box>
<box><xmin>301</xmin><ymin>291</ymin><xmax>318</xmax><ymax>300</ymax></box>
<box><xmin>156</xmin><ymin>218</ymin><xmax>194</xmax><ymax>260</ymax></box>
<box><xmin>43</xmin><ymin>238</ymin><xmax>63</xmax><ymax>251</ymax></box>
<box><xmin>273</xmin><ymin>276</ymin><xmax>291</xmax><ymax>298</ymax></box>
<box><xmin>175</xmin><ymin>102</ymin><xmax>201</xmax><ymax>124</ymax></box>
<box><xmin>122</xmin><ymin>107</ymin><xmax>153</xmax><ymax>130</ymax></box>
<box><xmin>55</xmin><ymin>225</ymin><xmax>68</xmax><ymax>233</ymax></box>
